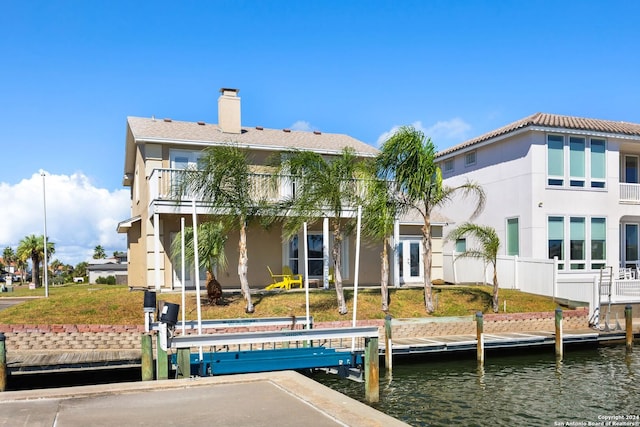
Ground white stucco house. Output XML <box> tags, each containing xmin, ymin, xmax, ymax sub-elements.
<box><xmin>435</xmin><ymin>112</ymin><xmax>640</xmax><ymax>283</ymax></box>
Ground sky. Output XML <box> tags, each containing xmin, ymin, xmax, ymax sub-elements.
<box><xmin>1</xmin><ymin>0</ymin><xmax>640</xmax><ymax>266</ymax></box>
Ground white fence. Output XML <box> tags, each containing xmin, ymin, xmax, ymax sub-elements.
<box><xmin>443</xmin><ymin>253</ymin><xmax>640</xmax><ymax>319</ymax></box>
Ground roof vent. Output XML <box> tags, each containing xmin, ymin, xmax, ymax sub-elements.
<box><xmin>255</xmin><ymin>126</ymin><xmax>263</xmax><ymax>130</ymax></box>
<box><xmin>163</xmin><ymin>118</ymin><xmax>172</xmax><ymax>122</ymax></box>
<box><xmin>313</xmin><ymin>130</ymin><xmax>321</xmax><ymax>135</ymax></box>
<box><xmin>283</xmin><ymin>128</ymin><xmax>291</xmax><ymax>133</ymax></box>
<box><xmin>197</xmin><ymin>121</ymin><xmax>205</xmax><ymax>126</ymax></box>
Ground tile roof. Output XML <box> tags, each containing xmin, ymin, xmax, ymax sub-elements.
<box><xmin>436</xmin><ymin>112</ymin><xmax>640</xmax><ymax>157</ymax></box>
<box><xmin>127</xmin><ymin>116</ymin><xmax>379</xmax><ymax>157</ymax></box>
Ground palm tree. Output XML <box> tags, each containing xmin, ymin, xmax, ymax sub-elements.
<box><xmin>2</xmin><ymin>247</ymin><xmax>15</xmax><ymax>272</ymax></box>
<box><xmin>174</xmin><ymin>145</ymin><xmax>262</xmax><ymax>313</ymax></box>
<box><xmin>361</xmin><ymin>171</ymin><xmax>398</xmax><ymax>312</ymax></box>
<box><xmin>448</xmin><ymin>223</ymin><xmax>501</xmax><ymax>312</ymax></box>
<box><xmin>93</xmin><ymin>245</ymin><xmax>106</xmax><ymax>259</ymax></box>
<box><xmin>17</xmin><ymin>234</ymin><xmax>55</xmax><ymax>287</ymax></box>
<box><xmin>376</xmin><ymin>126</ymin><xmax>485</xmax><ymax>313</ymax></box>
<box><xmin>171</xmin><ymin>221</ymin><xmax>227</xmax><ymax>305</ymax></box>
<box><xmin>278</xmin><ymin>147</ymin><xmax>366</xmax><ymax>315</ymax></box>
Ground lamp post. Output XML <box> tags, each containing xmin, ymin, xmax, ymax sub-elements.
<box><xmin>41</xmin><ymin>171</ymin><xmax>49</xmax><ymax>298</ymax></box>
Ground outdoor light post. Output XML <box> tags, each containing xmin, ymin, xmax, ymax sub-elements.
<box><xmin>41</xmin><ymin>170</ymin><xmax>49</xmax><ymax>298</ymax></box>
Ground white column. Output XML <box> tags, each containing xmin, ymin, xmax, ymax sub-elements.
<box><xmin>153</xmin><ymin>213</ymin><xmax>161</xmax><ymax>291</ymax></box>
<box><xmin>323</xmin><ymin>217</ymin><xmax>330</xmax><ymax>289</ymax></box>
<box><xmin>393</xmin><ymin>219</ymin><xmax>400</xmax><ymax>287</ymax></box>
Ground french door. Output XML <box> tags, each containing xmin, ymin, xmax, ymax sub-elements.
<box><xmin>398</xmin><ymin>238</ymin><xmax>423</xmax><ymax>284</ymax></box>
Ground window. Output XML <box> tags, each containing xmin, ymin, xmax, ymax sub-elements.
<box><xmin>549</xmin><ymin>215</ymin><xmax>606</xmax><ymax>271</ymax></box>
<box><xmin>569</xmin><ymin>217</ymin><xmax>585</xmax><ymax>270</ymax></box>
<box><xmin>548</xmin><ymin>217</ymin><xmax>564</xmax><ymax>269</ymax></box>
<box><xmin>547</xmin><ymin>135</ymin><xmax>564</xmax><ymax>186</ymax></box>
<box><xmin>287</xmin><ymin>233</ymin><xmax>349</xmax><ymax>278</ymax></box>
<box><xmin>465</xmin><ymin>151</ymin><xmax>476</xmax><ymax>167</ymax></box>
<box><xmin>591</xmin><ymin>218</ymin><xmax>606</xmax><ymax>269</ymax></box>
<box><xmin>569</xmin><ymin>137</ymin><xmax>585</xmax><ymax>187</ymax></box>
<box><xmin>590</xmin><ymin>139</ymin><xmax>606</xmax><ymax>188</ymax></box>
<box><xmin>455</xmin><ymin>238</ymin><xmax>466</xmax><ymax>253</ymax></box>
<box><xmin>625</xmin><ymin>224</ymin><xmax>638</xmax><ymax>263</ymax></box>
<box><xmin>288</xmin><ymin>234</ymin><xmax>323</xmax><ymax>275</ymax></box>
<box><xmin>506</xmin><ymin>218</ymin><xmax>519</xmax><ymax>256</ymax></box>
<box><xmin>625</xmin><ymin>155</ymin><xmax>639</xmax><ymax>184</ymax></box>
<box><xmin>548</xmin><ymin>134</ymin><xmax>607</xmax><ymax>189</ymax></box>
<box><xmin>443</xmin><ymin>159</ymin><xmax>454</xmax><ymax>172</ymax></box>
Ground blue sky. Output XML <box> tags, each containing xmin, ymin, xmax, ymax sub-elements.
<box><xmin>1</xmin><ymin>0</ymin><xmax>639</xmax><ymax>266</ymax></box>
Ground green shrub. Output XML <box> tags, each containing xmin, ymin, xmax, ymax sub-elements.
<box><xmin>95</xmin><ymin>275</ymin><xmax>116</xmax><ymax>285</ymax></box>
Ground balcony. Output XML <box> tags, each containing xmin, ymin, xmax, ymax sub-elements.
<box><xmin>148</xmin><ymin>168</ymin><xmax>293</xmax><ymax>206</ymax></box>
<box><xmin>620</xmin><ymin>183</ymin><xmax>640</xmax><ymax>204</ymax></box>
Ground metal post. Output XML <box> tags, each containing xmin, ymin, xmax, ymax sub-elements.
<box><xmin>177</xmin><ymin>348</ymin><xmax>191</xmax><ymax>379</ymax></box>
<box><xmin>141</xmin><ymin>333</ymin><xmax>154</xmax><ymax>381</ymax></box>
<box><xmin>555</xmin><ymin>308</ymin><xmax>563</xmax><ymax>360</ymax></box>
<box><xmin>364</xmin><ymin>337</ymin><xmax>379</xmax><ymax>403</ymax></box>
<box><xmin>384</xmin><ymin>314</ymin><xmax>393</xmax><ymax>378</ymax></box>
<box><xmin>476</xmin><ymin>312</ymin><xmax>484</xmax><ymax>364</ymax></box>
<box><xmin>0</xmin><ymin>333</ymin><xmax>6</xmax><ymax>391</ymax></box>
<box><xmin>625</xmin><ymin>305</ymin><xmax>633</xmax><ymax>351</ymax></box>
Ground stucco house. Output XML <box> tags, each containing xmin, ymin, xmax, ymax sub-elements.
<box><xmin>435</xmin><ymin>112</ymin><xmax>640</xmax><ymax>280</ymax></box>
<box><xmin>117</xmin><ymin>88</ymin><xmax>446</xmax><ymax>291</ymax></box>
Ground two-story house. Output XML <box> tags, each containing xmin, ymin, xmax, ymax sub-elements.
<box><xmin>435</xmin><ymin>112</ymin><xmax>640</xmax><ymax>280</ymax></box>
<box><xmin>118</xmin><ymin>88</ymin><xmax>446</xmax><ymax>291</ymax></box>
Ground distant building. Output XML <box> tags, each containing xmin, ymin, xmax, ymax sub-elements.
<box><xmin>87</xmin><ymin>257</ymin><xmax>128</xmax><ymax>284</ymax></box>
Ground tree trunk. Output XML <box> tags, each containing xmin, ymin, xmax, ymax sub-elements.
<box><xmin>206</xmin><ymin>269</ymin><xmax>222</xmax><ymax>305</ymax></box>
<box><xmin>32</xmin><ymin>255</ymin><xmax>41</xmax><ymax>287</ymax></box>
<box><xmin>492</xmin><ymin>263</ymin><xmax>499</xmax><ymax>313</ymax></box>
<box><xmin>380</xmin><ymin>237</ymin><xmax>390</xmax><ymax>312</ymax></box>
<box><xmin>422</xmin><ymin>215</ymin><xmax>434</xmax><ymax>313</ymax></box>
<box><xmin>238</xmin><ymin>220</ymin><xmax>254</xmax><ymax>313</ymax></box>
<box><xmin>332</xmin><ymin>221</ymin><xmax>347</xmax><ymax>315</ymax></box>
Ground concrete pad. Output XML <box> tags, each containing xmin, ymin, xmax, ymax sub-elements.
<box><xmin>0</xmin><ymin>371</ymin><xmax>409</xmax><ymax>427</ymax></box>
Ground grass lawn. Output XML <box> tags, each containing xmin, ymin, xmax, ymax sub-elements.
<box><xmin>0</xmin><ymin>283</ymin><xmax>561</xmax><ymax>325</ymax></box>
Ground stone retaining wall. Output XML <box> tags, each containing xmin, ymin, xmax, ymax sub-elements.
<box><xmin>0</xmin><ymin>310</ymin><xmax>589</xmax><ymax>352</ymax></box>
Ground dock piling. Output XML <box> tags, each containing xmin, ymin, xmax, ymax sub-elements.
<box><xmin>141</xmin><ymin>333</ymin><xmax>153</xmax><ymax>381</ymax></box>
<box><xmin>625</xmin><ymin>305</ymin><xmax>633</xmax><ymax>351</ymax></box>
<box><xmin>364</xmin><ymin>336</ymin><xmax>379</xmax><ymax>403</ymax></box>
<box><xmin>555</xmin><ymin>308</ymin><xmax>563</xmax><ymax>360</ymax></box>
<box><xmin>476</xmin><ymin>312</ymin><xmax>484</xmax><ymax>364</ymax></box>
<box><xmin>177</xmin><ymin>348</ymin><xmax>190</xmax><ymax>378</ymax></box>
<box><xmin>156</xmin><ymin>332</ymin><xmax>169</xmax><ymax>380</ymax></box>
<box><xmin>0</xmin><ymin>333</ymin><xmax>6</xmax><ymax>391</ymax></box>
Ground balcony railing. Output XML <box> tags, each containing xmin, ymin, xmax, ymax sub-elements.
<box><xmin>149</xmin><ymin>168</ymin><xmax>293</xmax><ymax>204</ymax></box>
<box><xmin>620</xmin><ymin>183</ymin><xmax>640</xmax><ymax>203</ymax></box>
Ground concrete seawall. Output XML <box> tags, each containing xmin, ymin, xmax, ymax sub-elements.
<box><xmin>0</xmin><ymin>309</ymin><xmax>591</xmax><ymax>352</ymax></box>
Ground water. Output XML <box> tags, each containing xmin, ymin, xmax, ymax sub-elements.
<box><xmin>314</xmin><ymin>346</ymin><xmax>640</xmax><ymax>427</ymax></box>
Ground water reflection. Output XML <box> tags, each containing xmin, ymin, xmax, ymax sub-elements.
<box><xmin>314</xmin><ymin>346</ymin><xmax>640</xmax><ymax>427</ymax></box>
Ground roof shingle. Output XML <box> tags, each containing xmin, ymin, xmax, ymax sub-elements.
<box><xmin>127</xmin><ymin>116</ymin><xmax>379</xmax><ymax>157</ymax></box>
<box><xmin>436</xmin><ymin>112</ymin><xmax>640</xmax><ymax>157</ymax></box>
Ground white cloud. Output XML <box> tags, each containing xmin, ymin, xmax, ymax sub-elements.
<box><xmin>376</xmin><ymin>118</ymin><xmax>472</xmax><ymax>148</ymax></box>
<box><xmin>0</xmin><ymin>172</ymin><xmax>129</xmax><ymax>266</ymax></box>
<box><xmin>290</xmin><ymin>120</ymin><xmax>314</xmax><ymax>132</ymax></box>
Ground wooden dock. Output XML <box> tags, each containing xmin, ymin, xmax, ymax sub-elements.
<box><xmin>7</xmin><ymin>350</ymin><xmax>141</xmax><ymax>375</ymax></box>
<box><xmin>390</xmin><ymin>329</ymin><xmax>633</xmax><ymax>356</ymax></box>
<box><xmin>4</xmin><ymin>329</ymin><xmax>637</xmax><ymax>376</ymax></box>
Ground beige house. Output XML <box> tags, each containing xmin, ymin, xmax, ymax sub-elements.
<box><xmin>117</xmin><ymin>88</ymin><xmax>445</xmax><ymax>291</ymax></box>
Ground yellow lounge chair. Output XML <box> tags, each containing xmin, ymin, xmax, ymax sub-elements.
<box><xmin>265</xmin><ymin>266</ymin><xmax>303</xmax><ymax>290</ymax></box>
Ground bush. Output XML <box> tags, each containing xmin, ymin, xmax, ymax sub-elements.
<box><xmin>95</xmin><ymin>275</ymin><xmax>116</xmax><ymax>285</ymax></box>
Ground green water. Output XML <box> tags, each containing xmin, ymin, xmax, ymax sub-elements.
<box><xmin>314</xmin><ymin>346</ymin><xmax>640</xmax><ymax>426</ymax></box>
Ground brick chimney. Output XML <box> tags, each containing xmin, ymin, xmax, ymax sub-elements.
<box><xmin>218</xmin><ymin>88</ymin><xmax>241</xmax><ymax>134</ymax></box>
